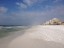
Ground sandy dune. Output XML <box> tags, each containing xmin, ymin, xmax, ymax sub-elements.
<box><xmin>9</xmin><ymin>25</ymin><xmax>64</xmax><ymax>48</ymax></box>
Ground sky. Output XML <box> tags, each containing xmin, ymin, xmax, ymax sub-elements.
<box><xmin>0</xmin><ymin>0</ymin><xmax>64</xmax><ymax>25</ymax></box>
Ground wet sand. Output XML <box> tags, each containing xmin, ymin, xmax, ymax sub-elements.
<box><xmin>0</xmin><ymin>30</ymin><xmax>25</xmax><ymax>48</ymax></box>
<box><xmin>9</xmin><ymin>25</ymin><xmax>64</xmax><ymax>48</ymax></box>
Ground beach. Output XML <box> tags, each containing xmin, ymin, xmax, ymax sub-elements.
<box><xmin>0</xmin><ymin>25</ymin><xmax>64</xmax><ymax>48</ymax></box>
<box><xmin>9</xmin><ymin>25</ymin><xmax>64</xmax><ymax>48</ymax></box>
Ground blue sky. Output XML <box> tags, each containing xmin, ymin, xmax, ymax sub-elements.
<box><xmin>0</xmin><ymin>0</ymin><xmax>64</xmax><ymax>25</ymax></box>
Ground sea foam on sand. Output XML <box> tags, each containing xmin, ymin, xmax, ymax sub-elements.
<box><xmin>9</xmin><ymin>25</ymin><xmax>64</xmax><ymax>48</ymax></box>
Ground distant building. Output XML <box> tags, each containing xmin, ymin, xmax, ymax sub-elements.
<box><xmin>61</xmin><ymin>22</ymin><xmax>64</xmax><ymax>25</ymax></box>
<box><xmin>44</xmin><ymin>18</ymin><xmax>64</xmax><ymax>25</ymax></box>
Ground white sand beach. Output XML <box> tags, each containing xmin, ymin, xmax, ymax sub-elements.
<box><xmin>8</xmin><ymin>25</ymin><xmax>64</xmax><ymax>48</ymax></box>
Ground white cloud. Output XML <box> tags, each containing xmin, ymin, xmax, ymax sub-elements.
<box><xmin>16</xmin><ymin>0</ymin><xmax>45</xmax><ymax>9</ymax></box>
<box><xmin>13</xmin><ymin>5</ymin><xmax>64</xmax><ymax>25</ymax></box>
<box><xmin>56</xmin><ymin>0</ymin><xmax>60</xmax><ymax>1</ymax></box>
<box><xmin>23</xmin><ymin>0</ymin><xmax>45</xmax><ymax>6</ymax></box>
<box><xmin>16</xmin><ymin>0</ymin><xmax>63</xmax><ymax>9</ymax></box>
<box><xmin>0</xmin><ymin>7</ymin><xmax>8</xmax><ymax>14</ymax></box>
<box><xmin>16</xmin><ymin>2</ymin><xmax>27</xmax><ymax>8</ymax></box>
<box><xmin>23</xmin><ymin>0</ymin><xmax>37</xmax><ymax>6</ymax></box>
<box><xmin>1</xmin><ymin>1</ymin><xmax>63</xmax><ymax>25</ymax></box>
<box><xmin>53</xmin><ymin>0</ymin><xmax>63</xmax><ymax>3</ymax></box>
<box><xmin>12</xmin><ymin>5</ymin><xmax>64</xmax><ymax>22</ymax></box>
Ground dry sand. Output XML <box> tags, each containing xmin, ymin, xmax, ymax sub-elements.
<box><xmin>8</xmin><ymin>25</ymin><xmax>64</xmax><ymax>48</ymax></box>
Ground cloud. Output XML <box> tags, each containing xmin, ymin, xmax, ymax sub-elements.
<box><xmin>16</xmin><ymin>2</ymin><xmax>27</xmax><ymax>8</ymax></box>
<box><xmin>22</xmin><ymin>0</ymin><xmax>63</xmax><ymax>6</ymax></box>
<box><xmin>53</xmin><ymin>0</ymin><xmax>64</xmax><ymax>4</ymax></box>
<box><xmin>16</xmin><ymin>0</ymin><xmax>64</xmax><ymax>10</ymax></box>
<box><xmin>23</xmin><ymin>0</ymin><xmax>39</xmax><ymax>6</ymax></box>
<box><xmin>54</xmin><ymin>0</ymin><xmax>62</xmax><ymax>2</ymax></box>
<box><xmin>10</xmin><ymin>5</ymin><xmax>64</xmax><ymax>25</ymax></box>
<box><xmin>0</xmin><ymin>0</ymin><xmax>64</xmax><ymax>25</ymax></box>
<box><xmin>15</xmin><ymin>5</ymin><xmax>64</xmax><ymax>17</ymax></box>
<box><xmin>16</xmin><ymin>0</ymin><xmax>45</xmax><ymax>9</ymax></box>
<box><xmin>0</xmin><ymin>7</ymin><xmax>8</xmax><ymax>14</ymax></box>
